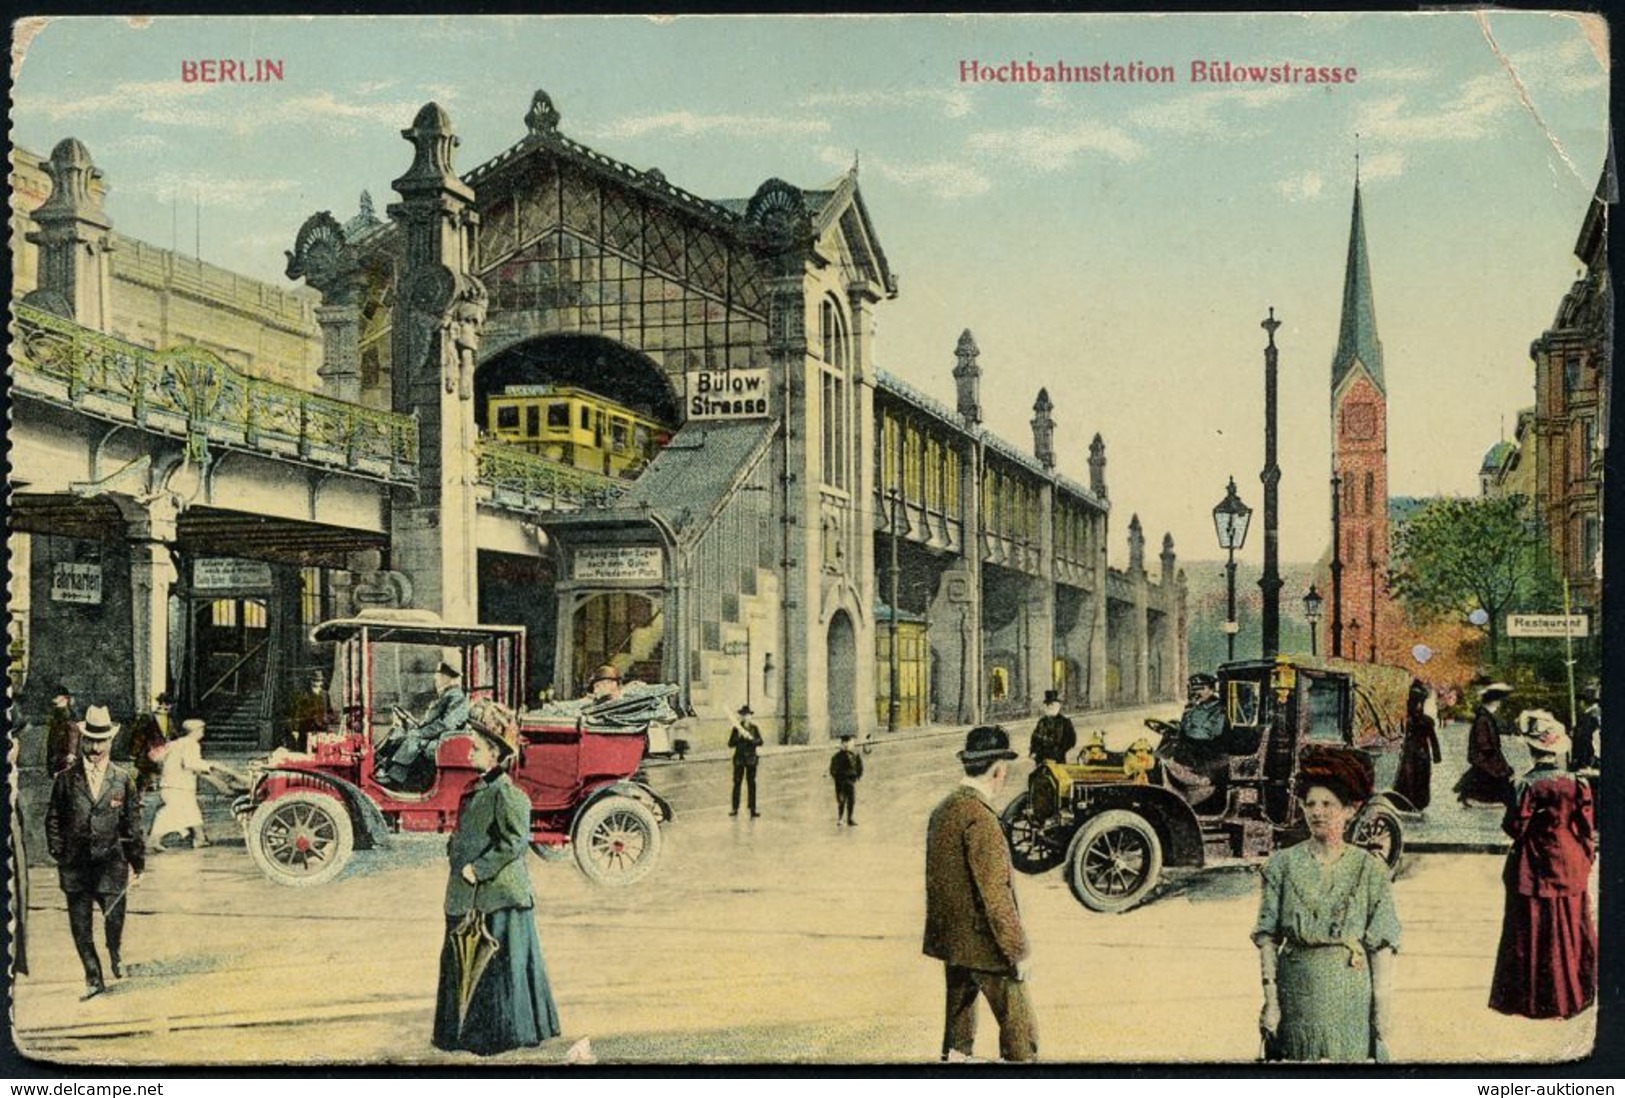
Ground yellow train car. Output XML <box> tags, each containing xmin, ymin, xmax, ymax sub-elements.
<box><xmin>487</xmin><ymin>385</ymin><xmax>670</xmax><ymax>479</ymax></box>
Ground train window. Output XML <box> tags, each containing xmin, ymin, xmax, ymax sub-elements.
<box><xmin>495</xmin><ymin>405</ymin><xmax>520</xmax><ymax>431</ymax></box>
<box><xmin>526</xmin><ymin>406</ymin><xmax>540</xmax><ymax>437</ymax></box>
<box><xmin>1227</xmin><ymin>680</ymin><xmax>1261</xmax><ymax>727</ymax></box>
<box><xmin>547</xmin><ymin>403</ymin><xmax>569</xmax><ymax>429</ymax></box>
<box><xmin>611</xmin><ymin>420</ymin><xmax>630</xmax><ymax>451</ymax></box>
<box><xmin>579</xmin><ymin>405</ymin><xmax>590</xmax><ymax>430</ymax></box>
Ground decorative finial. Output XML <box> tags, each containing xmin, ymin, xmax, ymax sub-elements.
<box><xmin>1262</xmin><ymin>306</ymin><xmax>1280</xmax><ymax>346</ymax></box>
<box><xmin>1355</xmin><ymin>132</ymin><xmax>1360</xmax><ymax>185</ymax></box>
<box><xmin>852</xmin><ymin>148</ymin><xmax>860</xmax><ymax>176</ymax></box>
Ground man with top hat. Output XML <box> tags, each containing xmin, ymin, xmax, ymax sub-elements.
<box><xmin>584</xmin><ymin>664</ymin><xmax>623</xmax><ymax>703</ymax></box>
<box><xmin>829</xmin><ymin>733</ymin><xmax>864</xmax><ymax>825</ymax></box>
<box><xmin>1455</xmin><ymin>681</ymin><xmax>1516</xmax><ymax>807</ymax></box>
<box><xmin>378</xmin><ymin>661</ymin><xmax>470</xmax><ymax>790</ymax></box>
<box><xmin>45</xmin><ymin>704</ymin><xmax>145</xmax><ymax>999</ymax></box>
<box><xmin>728</xmin><ymin>704</ymin><xmax>764</xmax><ymax>818</ymax></box>
<box><xmin>923</xmin><ymin>725</ymin><xmax>1036</xmax><ymax>1061</ymax></box>
<box><xmin>44</xmin><ymin>683</ymin><xmax>82</xmax><ymax>775</ymax></box>
<box><xmin>1028</xmin><ymin>689</ymin><xmax>1076</xmax><ymax>766</ymax></box>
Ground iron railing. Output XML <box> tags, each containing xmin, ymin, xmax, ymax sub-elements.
<box><xmin>10</xmin><ymin>303</ymin><xmax>418</xmax><ymax>480</ymax></box>
<box><xmin>474</xmin><ymin>438</ymin><xmax>628</xmax><ymax>510</ymax></box>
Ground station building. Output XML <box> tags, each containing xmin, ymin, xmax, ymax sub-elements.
<box><xmin>9</xmin><ymin>89</ymin><xmax>1187</xmax><ymax>751</ymax></box>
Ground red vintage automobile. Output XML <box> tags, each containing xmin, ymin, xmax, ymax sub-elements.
<box><xmin>233</xmin><ymin>610</ymin><xmax>675</xmax><ymax>888</ymax></box>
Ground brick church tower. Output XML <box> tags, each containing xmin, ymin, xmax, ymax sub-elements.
<box><xmin>1329</xmin><ymin>173</ymin><xmax>1389</xmax><ymax>661</ymax></box>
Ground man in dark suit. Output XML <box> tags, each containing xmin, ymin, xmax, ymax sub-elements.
<box><xmin>1028</xmin><ymin>689</ymin><xmax>1076</xmax><ymax>766</ymax></box>
<box><xmin>922</xmin><ymin>725</ymin><xmax>1036</xmax><ymax>1062</ymax></box>
<box><xmin>728</xmin><ymin>705</ymin><xmax>763</xmax><ymax>818</ymax></box>
<box><xmin>46</xmin><ymin>705</ymin><xmax>145</xmax><ymax>999</ymax></box>
<box><xmin>378</xmin><ymin>662</ymin><xmax>469</xmax><ymax>789</ymax></box>
<box><xmin>829</xmin><ymin>733</ymin><xmax>864</xmax><ymax>825</ymax></box>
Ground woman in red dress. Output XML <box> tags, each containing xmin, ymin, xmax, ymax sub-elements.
<box><xmin>1488</xmin><ymin>710</ymin><xmax>1597</xmax><ymax>1019</ymax></box>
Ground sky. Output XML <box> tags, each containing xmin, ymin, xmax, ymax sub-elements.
<box><xmin>10</xmin><ymin>12</ymin><xmax>1610</xmax><ymax>567</ymax></box>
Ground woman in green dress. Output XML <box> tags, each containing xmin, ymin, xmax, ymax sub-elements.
<box><xmin>431</xmin><ymin>724</ymin><xmax>561</xmax><ymax>1055</ymax></box>
<box><xmin>1252</xmin><ymin>746</ymin><xmax>1400</xmax><ymax>1062</ymax></box>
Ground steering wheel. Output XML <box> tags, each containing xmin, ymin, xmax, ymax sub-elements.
<box><xmin>390</xmin><ymin>705</ymin><xmax>420</xmax><ymax>729</ymax></box>
<box><xmin>1144</xmin><ymin>718</ymin><xmax>1181</xmax><ymax>737</ymax></box>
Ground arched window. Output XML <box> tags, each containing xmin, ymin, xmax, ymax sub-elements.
<box><xmin>818</xmin><ymin>295</ymin><xmax>850</xmax><ymax>490</ymax></box>
<box><xmin>1363</xmin><ymin>471</ymin><xmax>1375</xmax><ymax>514</ymax></box>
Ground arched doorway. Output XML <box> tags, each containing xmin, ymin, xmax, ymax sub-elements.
<box><xmin>476</xmin><ymin>333</ymin><xmax>681</xmax><ymax>430</ymax></box>
<box><xmin>826</xmin><ymin>610</ymin><xmax>858</xmax><ymax>740</ymax></box>
<box><xmin>570</xmin><ymin>591</ymin><xmax>664</xmax><ymax>696</ymax></box>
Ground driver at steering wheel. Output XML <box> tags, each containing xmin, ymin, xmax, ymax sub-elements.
<box><xmin>378</xmin><ymin>662</ymin><xmax>470</xmax><ymax>789</ymax></box>
<box><xmin>1162</xmin><ymin>672</ymin><xmax>1227</xmax><ymax>808</ymax></box>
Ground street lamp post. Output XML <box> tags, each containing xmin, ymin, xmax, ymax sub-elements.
<box><xmin>1303</xmin><ymin>585</ymin><xmax>1323</xmax><ymax>657</ymax></box>
<box><xmin>1259</xmin><ymin>308</ymin><xmax>1284</xmax><ymax>660</ymax></box>
<box><xmin>1212</xmin><ymin>477</ymin><xmax>1253</xmax><ymax>662</ymax></box>
<box><xmin>1330</xmin><ymin>471</ymin><xmax>1344</xmax><ymax>658</ymax></box>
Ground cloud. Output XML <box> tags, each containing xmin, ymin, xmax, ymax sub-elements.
<box><xmin>1353</xmin><ymin>73</ymin><xmax>1515</xmax><ymax>145</ymax></box>
<box><xmin>16</xmin><ymin>81</ymin><xmax>429</xmax><ymax>137</ymax></box>
<box><xmin>1356</xmin><ymin>64</ymin><xmax>1434</xmax><ymax>84</ymax></box>
<box><xmin>801</xmin><ymin>87</ymin><xmax>974</xmax><ymax>119</ymax></box>
<box><xmin>591</xmin><ymin>111</ymin><xmax>831</xmax><ymax>141</ymax></box>
<box><xmin>966</xmin><ymin>118</ymin><xmax>1144</xmax><ymax>170</ymax></box>
<box><xmin>816</xmin><ymin>145</ymin><xmax>990</xmax><ymax>200</ymax></box>
<box><xmin>1277</xmin><ymin>170</ymin><xmax>1323</xmax><ymax>202</ymax></box>
<box><xmin>1357</xmin><ymin>148</ymin><xmax>1406</xmax><ymax>183</ymax></box>
<box><xmin>126</xmin><ymin>169</ymin><xmax>300</xmax><ymax>210</ymax></box>
<box><xmin>1130</xmin><ymin>85</ymin><xmax>1295</xmax><ymax>138</ymax></box>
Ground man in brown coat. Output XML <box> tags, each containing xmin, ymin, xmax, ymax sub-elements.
<box><xmin>923</xmin><ymin>725</ymin><xmax>1036</xmax><ymax>1061</ymax></box>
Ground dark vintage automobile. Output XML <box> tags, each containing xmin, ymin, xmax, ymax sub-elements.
<box><xmin>1000</xmin><ymin>655</ymin><xmax>1407</xmax><ymax>913</ymax></box>
<box><xmin>234</xmin><ymin>610</ymin><xmax>675</xmax><ymax>888</ymax></box>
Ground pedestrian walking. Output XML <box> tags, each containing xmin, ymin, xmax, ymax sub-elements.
<box><xmin>432</xmin><ymin>723</ymin><xmax>561</xmax><ymax>1055</ymax></box>
<box><xmin>830</xmin><ymin>733</ymin><xmax>864</xmax><ymax>825</ymax></box>
<box><xmin>1488</xmin><ymin>711</ymin><xmax>1597</xmax><ymax>1020</ymax></box>
<box><xmin>117</xmin><ymin>691</ymin><xmax>172</xmax><ymax>799</ymax></box>
<box><xmin>1570</xmin><ymin>682</ymin><xmax>1600</xmax><ymax>771</ymax></box>
<box><xmin>1028</xmin><ymin>690</ymin><xmax>1076</xmax><ymax>766</ymax></box>
<box><xmin>1454</xmin><ymin>682</ymin><xmax>1515</xmax><ymax>807</ymax></box>
<box><xmin>43</xmin><ymin>684</ymin><xmax>81</xmax><ymax>775</ymax></box>
<box><xmin>148</xmin><ymin>719</ymin><xmax>217</xmax><ymax>851</ymax></box>
<box><xmin>44</xmin><ymin>705</ymin><xmax>145</xmax><ymax>999</ymax></box>
<box><xmin>922</xmin><ymin>725</ymin><xmax>1036</xmax><ymax>1062</ymax></box>
<box><xmin>1393</xmin><ymin>679</ymin><xmax>1442</xmax><ymax>810</ymax></box>
<box><xmin>728</xmin><ymin>705</ymin><xmax>763</xmax><ymax>818</ymax></box>
<box><xmin>1253</xmin><ymin>745</ymin><xmax>1400</xmax><ymax>1062</ymax></box>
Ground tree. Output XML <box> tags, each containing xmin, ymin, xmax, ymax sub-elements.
<box><xmin>1387</xmin><ymin>495</ymin><xmax>1558</xmax><ymax>664</ymax></box>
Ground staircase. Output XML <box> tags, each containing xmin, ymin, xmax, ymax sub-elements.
<box><xmin>198</xmin><ymin>688</ymin><xmax>268</xmax><ymax>749</ymax></box>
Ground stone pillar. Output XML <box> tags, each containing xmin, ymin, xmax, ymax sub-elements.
<box><xmin>287</xmin><ymin>209</ymin><xmax>368</xmax><ymax>403</ymax></box>
<box><xmin>386</xmin><ymin>104</ymin><xmax>486</xmax><ymax>625</ymax></box>
<box><xmin>1028</xmin><ymin>480</ymin><xmax>1055</xmax><ymax>706</ymax></box>
<box><xmin>316</xmin><ymin>301</ymin><xmax>364</xmax><ymax>403</ymax></box>
<box><xmin>1089</xmin><ymin>433</ymin><xmax>1108</xmax><ymax>500</ymax></box>
<box><xmin>121</xmin><ymin>496</ymin><xmax>180</xmax><ymax>716</ymax></box>
<box><xmin>1088</xmin><ymin>512</ymin><xmax>1108</xmax><ymax>710</ymax></box>
<box><xmin>953</xmin><ymin>330</ymin><xmax>982</xmax><ymax>426</ymax></box>
<box><xmin>1031</xmin><ymin>389</ymin><xmax>1055</xmax><ymax>471</ymax></box>
<box><xmin>1129</xmin><ymin>515</ymin><xmax>1149</xmax><ymax>705</ymax></box>
<box><xmin>24</xmin><ymin>138</ymin><xmax>115</xmax><ymax>332</ymax></box>
<box><xmin>961</xmin><ymin>438</ymin><xmax>985</xmax><ymax>724</ymax></box>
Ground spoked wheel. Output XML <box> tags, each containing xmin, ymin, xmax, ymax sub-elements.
<box><xmin>246</xmin><ymin>791</ymin><xmax>355</xmax><ymax>887</ymax></box>
<box><xmin>1000</xmin><ymin>793</ymin><xmax>1064</xmax><ymax>875</ymax></box>
<box><xmin>572</xmin><ymin>795</ymin><xmax>663</xmax><ymax>887</ymax></box>
<box><xmin>1065</xmin><ymin>809</ymin><xmax>1164</xmax><ymax>913</ymax></box>
<box><xmin>1349</xmin><ymin>802</ymin><xmax>1404</xmax><ymax>873</ymax></box>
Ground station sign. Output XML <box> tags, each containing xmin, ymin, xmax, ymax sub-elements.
<box><xmin>688</xmin><ymin>368</ymin><xmax>771</xmax><ymax>420</ymax></box>
<box><xmin>1505</xmin><ymin>613</ymin><xmax>1589</xmax><ymax>637</ymax></box>
<box><xmin>194</xmin><ymin>557</ymin><xmax>273</xmax><ymax>591</ymax></box>
<box><xmin>50</xmin><ymin>562</ymin><xmax>102</xmax><ymax>605</ymax></box>
<box><xmin>573</xmin><ymin>545</ymin><xmax>664</xmax><ymax>583</ymax></box>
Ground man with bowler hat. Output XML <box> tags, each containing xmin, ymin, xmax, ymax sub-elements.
<box><xmin>45</xmin><ymin>705</ymin><xmax>145</xmax><ymax>999</ymax></box>
<box><xmin>923</xmin><ymin>725</ymin><xmax>1037</xmax><ymax>1061</ymax></box>
<box><xmin>830</xmin><ymin>733</ymin><xmax>864</xmax><ymax>825</ymax></box>
<box><xmin>1029</xmin><ymin>690</ymin><xmax>1076</xmax><ymax>766</ymax></box>
<box><xmin>728</xmin><ymin>705</ymin><xmax>764</xmax><ymax>817</ymax></box>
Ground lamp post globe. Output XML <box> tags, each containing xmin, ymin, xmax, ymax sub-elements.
<box><xmin>1303</xmin><ymin>584</ymin><xmax>1323</xmax><ymax>657</ymax></box>
<box><xmin>1213</xmin><ymin>477</ymin><xmax>1253</xmax><ymax>661</ymax></box>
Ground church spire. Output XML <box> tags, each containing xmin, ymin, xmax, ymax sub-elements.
<box><xmin>1330</xmin><ymin>176</ymin><xmax>1385</xmax><ymax>396</ymax></box>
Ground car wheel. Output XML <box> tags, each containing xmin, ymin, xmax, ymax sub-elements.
<box><xmin>572</xmin><ymin>795</ymin><xmax>662</xmax><ymax>887</ymax></box>
<box><xmin>246</xmin><ymin>791</ymin><xmax>355</xmax><ymax>887</ymax></box>
<box><xmin>1350</xmin><ymin>802</ymin><xmax>1404</xmax><ymax>873</ymax></box>
<box><xmin>1065</xmin><ymin>809</ymin><xmax>1164</xmax><ymax>913</ymax></box>
<box><xmin>1000</xmin><ymin>792</ymin><xmax>1064</xmax><ymax>875</ymax></box>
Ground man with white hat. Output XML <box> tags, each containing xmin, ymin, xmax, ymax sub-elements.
<box><xmin>45</xmin><ymin>704</ymin><xmax>145</xmax><ymax>999</ymax></box>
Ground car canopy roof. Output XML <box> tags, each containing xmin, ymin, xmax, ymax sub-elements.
<box><xmin>311</xmin><ymin>610</ymin><xmax>527</xmax><ymax>647</ymax></box>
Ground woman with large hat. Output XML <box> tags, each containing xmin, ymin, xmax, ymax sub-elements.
<box><xmin>1488</xmin><ymin>711</ymin><xmax>1596</xmax><ymax>1019</ymax></box>
<box><xmin>431</xmin><ymin>723</ymin><xmax>561</xmax><ymax>1055</ymax></box>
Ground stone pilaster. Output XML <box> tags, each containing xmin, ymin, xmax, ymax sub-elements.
<box><xmin>121</xmin><ymin>495</ymin><xmax>180</xmax><ymax>716</ymax></box>
<box><xmin>386</xmin><ymin>103</ymin><xmax>486</xmax><ymax>625</ymax></box>
<box><xmin>1130</xmin><ymin>515</ymin><xmax>1149</xmax><ymax>705</ymax></box>
<box><xmin>1160</xmin><ymin>533</ymin><xmax>1180</xmax><ymax>702</ymax></box>
<box><xmin>1088</xmin><ymin>513</ymin><xmax>1108</xmax><ymax>709</ymax></box>
<box><xmin>24</xmin><ymin>138</ymin><xmax>115</xmax><ymax>332</ymax></box>
<box><xmin>1028</xmin><ymin>478</ymin><xmax>1056</xmax><ymax>706</ymax></box>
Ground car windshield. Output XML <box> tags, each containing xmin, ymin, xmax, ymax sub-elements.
<box><xmin>1227</xmin><ymin>680</ymin><xmax>1260</xmax><ymax>727</ymax></box>
<box><xmin>1304</xmin><ymin>673</ymin><xmax>1345</xmax><ymax>742</ymax></box>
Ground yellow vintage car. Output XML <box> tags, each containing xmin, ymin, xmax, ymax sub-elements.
<box><xmin>1001</xmin><ymin>655</ymin><xmax>1407</xmax><ymax>914</ymax></box>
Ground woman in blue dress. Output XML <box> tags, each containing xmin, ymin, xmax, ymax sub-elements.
<box><xmin>432</xmin><ymin>724</ymin><xmax>562</xmax><ymax>1055</ymax></box>
<box><xmin>1252</xmin><ymin>746</ymin><xmax>1401</xmax><ymax>1062</ymax></box>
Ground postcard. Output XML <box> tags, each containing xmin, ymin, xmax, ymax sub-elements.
<box><xmin>5</xmin><ymin>10</ymin><xmax>1611</xmax><ymax>1070</ymax></box>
